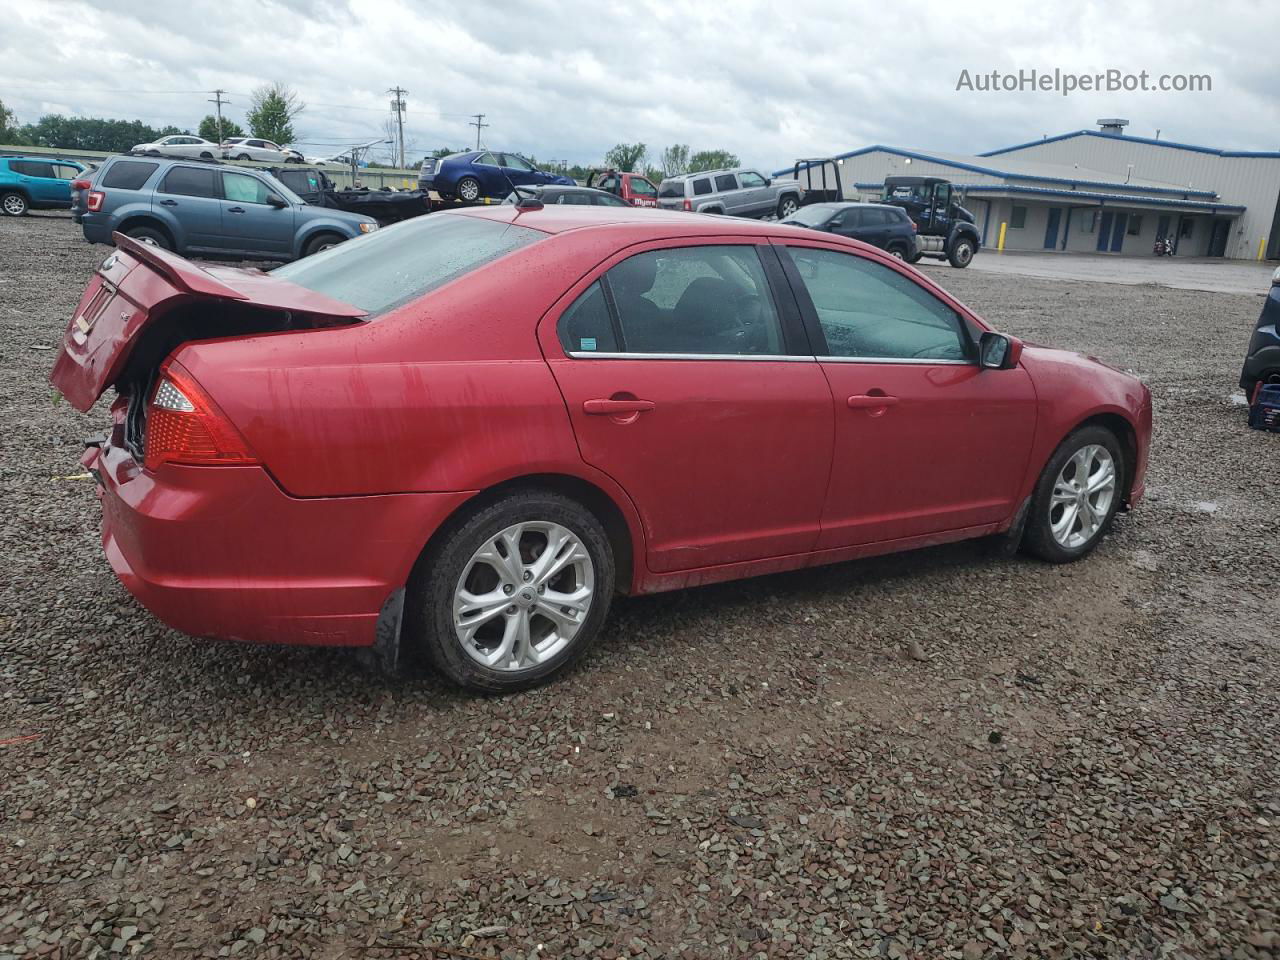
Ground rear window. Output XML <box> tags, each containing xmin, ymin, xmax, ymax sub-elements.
<box><xmin>101</xmin><ymin>160</ymin><xmax>159</xmax><ymax>190</ymax></box>
<box><xmin>692</xmin><ymin>178</ymin><xmax>712</xmax><ymax>196</ymax></box>
<box><xmin>271</xmin><ymin>214</ymin><xmax>544</xmax><ymax>315</ymax></box>
<box><xmin>657</xmin><ymin>180</ymin><xmax>685</xmax><ymax>199</ymax></box>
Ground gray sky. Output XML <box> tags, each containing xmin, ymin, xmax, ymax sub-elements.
<box><xmin>2</xmin><ymin>0</ymin><xmax>1277</xmax><ymax>169</ymax></box>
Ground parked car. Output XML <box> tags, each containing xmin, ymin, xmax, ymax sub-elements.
<box><xmin>269</xmin><ymin>166</ymin><xmax>431</xmax><ymax>224</ymax></box>
<box><xmin>657</xmin><ymin>168</ymin><xmax>803</xmax><ymax>219</ymax></box>
<box><xmin>418</xmin><ymin>151</ymin><xmax>573</xmax><ymax>201</ymax></box>
<box><xmin>51</xmin><ymin>205</ymin><xmax>1151</xmax><ymax>693</ymax></box>
<box><xmin>77</xmin><ymin>155</ymin><xmax>377</xmax><ymax>260</ymax></box>
<box><xmin>1241</xmin><ymin>266</ymin><xmax>1280</xmax><ymax>402</ymax></box>
<box><xmin>221</xmin><ymin>137</ymin><xmax>296</xmax><ymax>163</ymax></box>
<box><xmin>501</xmin><ymin>184</ymin><xmax>630</xmax><ymax>207</ymax></box>
<box><xmin>0</xmin><ymin>155</ymin><xmax>87</xmax><ymax>216</ymax></box>
<box><xmin>781</xmin><ymin>202</ymin><xmax>919</xmax><ymax>260</ymax></box>
<box><xmin>131</xmin><ymin>135</ymin><xmax>220</xmax><ymax>159</ymax></box>
<box><xmin>586</xmin><ymin>169</ymin><xmax>660</xmax><ymax>207</ymax></box>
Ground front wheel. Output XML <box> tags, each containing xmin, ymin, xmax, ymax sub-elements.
<box><xmin>776</xmin><ymin>195</ymin><xmax>799</xmax><ymax>219</ymax></box>
<box><xmin>886</xmin><ymin>243</ymin><xmax>908</xmax><ymax>260</ymax></box>
<box><xmin>456</xmin><ymin>176</ymin><xmax>481</xmax><ymax>202</ymax></box>
<box><xmin>1</xmin><ymin>191</ymin><xmax>28</xmax><ymax>216</ymax></box>
<box><xmin>411</xmin><ymin>490</ymin><xmax>615</xmax><ymax>692</ymax></box>
<box><xmin>905</xmin><ymin>249</ymin><xmax>923</xmax><ymax>264</ymax></box>
<box><xmin>1023</xmin><ymin>426</ymin><xmax>1124</xmax><ymax>563</ymax></box>
<box><xmin>302</xmin><ymin>232</ymin><xmax>343</xmax><ymax>257</ymax></box>
<box><xmin>948</xmin><ymin>238</ymin><xmax>975</xmax><ymax>268</ymax></box>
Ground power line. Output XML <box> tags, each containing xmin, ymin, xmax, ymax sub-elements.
<box><xmin>470</xmin><ymin>113</ymin><xmax>489</xmax><ymax>150</ymax></box>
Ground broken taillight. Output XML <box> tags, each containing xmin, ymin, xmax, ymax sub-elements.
<box><xmin>144</xmin><ymin>360</ymin><xmax>258</xmax><ymax>471</ymax></box>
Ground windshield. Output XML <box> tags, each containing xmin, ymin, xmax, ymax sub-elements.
<box><xmin>783</xmin><ymin>204</ymin><xmax>839</xmax><ymax>226</ymax></box>
<box><xmin>271</xmin><ymin>214</ymin><xmax>544</xmax><ymax>314</ymax></box>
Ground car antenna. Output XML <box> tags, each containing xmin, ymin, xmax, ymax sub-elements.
<box><xmin>502</xmin><ymin>172</ymin><xmax>543</xmax><ymax>211</ymax></box>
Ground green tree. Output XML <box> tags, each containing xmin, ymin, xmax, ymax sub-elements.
<box><xmin>0</xmin><ymin>99</ymin><xmax>23</xmax><ymax>143</ymax></box>
<box><xmin>246</xmin><ymin>82</ymin><xmax>304</xmax><ymax>145</ymax></box>
<box><xmin>603</xmin><ymin>142</ymin><xmax>646</xmax><ymax>172</ymax></box>
<box><xmin>688</xmin><ymin>149</ymin><xmax>740</xmax><ymax>173</ymax></box>
<box><xmin>658</xmin><ymin>143</ymin><xmax>689</xmax><ymax>177</ymax></box>
<box><xmin>198</xmin><ymin>114</ymin><xmax>245</xmax><ymax>142</ymax></box>
<box><xmin>15</xmin><ymin>115</ymin><xmax>185</xmax><ymax>152</ymax></box>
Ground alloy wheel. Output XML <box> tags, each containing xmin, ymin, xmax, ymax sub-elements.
<box><xmin>458</xmin><ymin>178</ymin><xmax>480</xmax><ymax>202</ymax></box>
<box><xmin>453</xmin><ymin>521</ymin><xmax>595</xmax><ymax>672</ymax></box>
<box><xmin>779</xmin><ymin>198</ymin><xmax>798</xmax><ymax>218</ymax></box>
<box><xmin>1048</xmin><ymin>444</ymin><xmax>1117</xmax><ymax>549</ymax></box>
<box><xmin>2</xmin><ymin>194</ymin><xmax>27</xmax><ymax>215</ymax></box>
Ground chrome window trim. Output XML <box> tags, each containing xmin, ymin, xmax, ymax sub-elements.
<box><xmin>818</xmin><ymin>356</ymin><xmax>973</xmax><ymax>365</ymax></box>
<box><xmin>565</xmin><ymin>352</ymin><xmax>816</xmax><ymax>362</ymax></box>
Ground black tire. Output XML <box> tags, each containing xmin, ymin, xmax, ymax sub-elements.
<box><xmin>1023</xmin><ymin>425</ymin><xmax>1125</xmax><ymax>564</ymax></box>
<box><xmin>235</xmin><ymin>153</ymin><xmax>251</xmax><ymax>161</ymax></box>
<box><xmin>456</xmin><ymin>176</ymin><xmax>481</xmax><ymax>202</ymax></box>
<box><xmin>199</xmin><ymin>151</ymin><xmax>213</xmax><ymax>159</ymax></box>
<box><xmin>776</xmin><ymin>195</ymin><xmax>799</xmax><ymax>219</ymax></box>
<box><xmin>409</xmin><ymin>489</ymin><xmax>615</xmax><ymax>693</ymax></box>
<box><xmin>302</xmin><ymin>233</ymin><xmax>344</xmax><ymax>257</ymax></box>
<box><xmin>905</xmin><ymin>249</ymin><xmax>924</xmax><ymax>264</ymax></box>
<box><xmin>1</xmin><ymin>191</ymin><xmax>29</xmax><ymax>217</ymax></box>
<box><xmin>886</xmin><ymin>242</ymin><xmax>909</xmax><ymax>260</ymax></box>
<box><xmin>948</xmin><ymin>237</ymin><xmax>975</xmax><ymax>268</ymax></box>
<box><xmin>124</xmin><ymin>225</ymin><xmax>172</xmax><ymax>250</ymax></box>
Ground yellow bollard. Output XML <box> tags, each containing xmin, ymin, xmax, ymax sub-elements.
<box><xmin>1260</xmin><ymin>237</ymin><xmax>1267</xmax><ymax>261</ymax></box>
<box><xmin>997</xmin><ymin>222</ymin><xmax>1007</xmax><ymax>253</ymax></box>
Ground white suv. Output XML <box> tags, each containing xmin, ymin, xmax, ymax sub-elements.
<box><xmin>221</xmin><ymin>138</ymin><xmax>295</xmax><ymax>163</ymax></box>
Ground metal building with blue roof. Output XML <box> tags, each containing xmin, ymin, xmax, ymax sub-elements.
<box><xmin>778</xmin><ymin>121</ymin><xmax>1280</xmax><ymax>260</ymax></box>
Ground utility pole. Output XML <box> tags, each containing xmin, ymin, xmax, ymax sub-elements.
<box><xmin>469</xmin><ymin>113</ymin><xmax>489</xmax><ymax>151</ymax></box>
<box><xmin>387</xmin><ymin>86</ymin><xmax>407</xmax><ymax>168</ymax></box>
<box><xmin>207</xmin><ymin>89</ymin><xmax>229</xmax><ymax>143</ymax></box>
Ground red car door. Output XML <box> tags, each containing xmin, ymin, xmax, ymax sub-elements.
<box><xmin>540</xmin><ymin>239</ymin><xmax>833</xmax><ymax>573</ymax></box>
<box><xmin>775</xmin><ymin>241</ymin><xmax>1037</xmax><ymax>548</ymax></box>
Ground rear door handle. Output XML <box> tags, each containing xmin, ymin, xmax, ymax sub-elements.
<box><xmin>227</xmin><ymin>206</ymin><xmax>245</xmax><ymax>214</ymax></box>
<box><xmin>159</xmin><ymin>199</ymin><xmax>178</xmax><ymax>206</ymax></box>
<box><xmin>583</xmin><ymin>398</ymin><xmax>656</xmax><ymax>415</ymax></box>
<box><xmin>847</xmin><ymin>394</ymin><xmax>899</xmax><ymax>409</ymax></box>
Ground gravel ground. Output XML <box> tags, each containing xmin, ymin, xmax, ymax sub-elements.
<box><xmin>2</xmin><ymin>214</ymin><xmax>1277</xmax><ymax>960</ymax></box>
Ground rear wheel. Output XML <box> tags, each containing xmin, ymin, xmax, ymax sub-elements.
<box><xmin>124</xmin><ymin>225</ymin><xmax>171</xmax><ymax>250</ymax></box>
<box><xmin>776</xmin><ymin>195</ymin><xmax>799</xmax><ymax>219</ymax></box>
<box><xmin>235</xmin><ymin>153</ymin><xmax>251</xmax><ymax>161</ymax></box>
<box><xmin>948</xmin><ymin>237</ymin><xmax>975</xmax><ymax>268</ymax></box>
<box><xmin>199</xmin><ymin>151</ymin><xmax>214</xmax><ymax>159</ymax></box>
<box><xmin>456</xmin><ymin>176</ymin><xmax>481</xmax><ymax>202</ymax></box>
<box><xmin>886</xmin><ymin>242</ymin><xmax>909</xmax><ymax>260</ymax></box>
<box><xmin>411</xmin><ymin>490</ymin><xmax>615</xmax><ymax>692</ymax></box>
<box><xmin>1</xmin><ymin>192</ymin><xmax>28</xmax><ymax>216</ymax></box>
<box><xmin>302</xmin><ymin>232</ymin><xmax>344</xmax><ymax>257</ymax></box>
<box><xmin>1023</xmin><ymin>426</ymin><xmax>1124</xmax><ymax>563</ymax></box>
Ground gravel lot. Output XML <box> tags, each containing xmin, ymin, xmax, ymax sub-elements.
<box><xmin>2</xmin><ymin>213</ymin><xmax>1277</xmax><ymax>960</ymax></box>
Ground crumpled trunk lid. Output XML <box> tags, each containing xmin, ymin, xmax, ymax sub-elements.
<box><xmin>50</xmin><ymin>231</ymin><xmax>366</xmax><ymax>412</ymax></box>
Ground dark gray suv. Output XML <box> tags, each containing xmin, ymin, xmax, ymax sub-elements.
<box><xmin>78</xmin><ymin>156</ymin><xmax>378</xmax><ymax>261</ymax></box>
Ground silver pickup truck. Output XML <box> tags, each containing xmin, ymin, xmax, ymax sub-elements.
<box><xmin>656</xmin><ymin>167</ymin><xmax>804</xmax><ymax>219</ymax></box>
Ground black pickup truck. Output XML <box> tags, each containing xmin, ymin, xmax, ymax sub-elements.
<box><xmin>268</xmin><ymin>167</ymin><xmax>431</xmax><ymax>226</ymax></box>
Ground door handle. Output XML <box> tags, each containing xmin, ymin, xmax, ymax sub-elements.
<box><xmin>583</xmin><ymin>398</ymin><xmax>656</xmax><ymax>415</ymax></box>
<box><xmin>227</xmin><ymin>206</ymin><xmax>246</xmax><ymax>214</ymax></box>
<box><xmin>847</xmin><ymin>394</ymin><xmax>899</xmax><ymax>409</ymax></box>
<box><xmin>159</xmin><ymin>199</ymin><xmax>178</xmax><ymax>206</ymax></box>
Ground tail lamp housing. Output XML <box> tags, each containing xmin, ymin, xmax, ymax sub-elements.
<box><xmin>86</xmin><ymin>190</ymin><xmax>105</xmax><ymax>212</ymax></box>
<box><xmin>144</xmin><ymin>360</ymin><xmax>258</xmax><ymax>471</ymax></box>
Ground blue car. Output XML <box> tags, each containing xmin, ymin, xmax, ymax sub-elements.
<box><xmin>418</xmin><ymin>150</ymin><xmax>573</xmax><ymax>201</ymax></box>
<box><xmin>79</xmin><ymin>155</ymin><xmax>378</xmax><ymax>261</ymax></box>
<box><xmin>0</xmin><ymin>155</ymin><xmax>88</xmax><ymax>216</ymax></box>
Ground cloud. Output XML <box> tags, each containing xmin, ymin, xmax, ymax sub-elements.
<box><xmin>1</xmin><ymin>0</ymin><xmax>1277</xmax><ymax>169</ymax></box>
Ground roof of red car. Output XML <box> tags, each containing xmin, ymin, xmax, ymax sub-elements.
<box><xmin>443</xmin><ymin>203</ymin><xmax>797</xmax><ymax>238</ymax></box>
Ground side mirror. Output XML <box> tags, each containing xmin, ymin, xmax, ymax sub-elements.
<box><xmin>266</xmin><ymin>195</ymin><xmax>288</xmax><ymax>209</ymax></box>
<box><xmin>979</xmin><ymin>331</ymin><xmax>1023</xmax><ymax>370</ymax></box>
<box><xmin>765</xmin><ymin>177</ymin><xmax>772</xmax><ymax>186</ymax></box>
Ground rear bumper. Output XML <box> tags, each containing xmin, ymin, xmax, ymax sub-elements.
<box><xmin>81</xmin><ymin>217</ymin><xmax>113</xmax><ymax>244</ymax></box>
<box><xmin>87</xmin><ymin>441</ymin><xmax>473</xmax><ymax>648</ymax></box>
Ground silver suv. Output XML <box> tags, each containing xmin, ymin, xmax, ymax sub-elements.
<box><xmin>657</xmin><ymin>168</ymin><xmax>804</xmax><ymax>219</ymax></box>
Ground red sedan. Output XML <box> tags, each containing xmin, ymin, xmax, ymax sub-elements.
<box><xmin>51</xmin><ymin>206</ymin><xmax>1151</xmax><ymax>692</ymax></box>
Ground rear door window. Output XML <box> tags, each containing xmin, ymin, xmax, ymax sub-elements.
<box><xmin>714</xmin><ymin>173</ymin><xmax>737</xmax><ymax>192</ymax></box>
<box><xmin>100</xmin><ymin>160</ymin><xmax>159</xmax><ymax>190</ymax></box>
<box><xmin>601</xmin><ymin>246</ymin><xmax>783</xmax><ymax>356</ymax></box>
<box><xmin>557</xmin><ymin>282</ymin><xmax>619</xmax><ymax>353</ymax></box>
<box><xmin>12</xmin><ymin>160</ymin><xmax>56</xmax><ymax>178</ymax></box>
<box><xmin>161</xmin><ymin>166</ymin><xmax>218</xmax><ymax>198</ymax></box>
